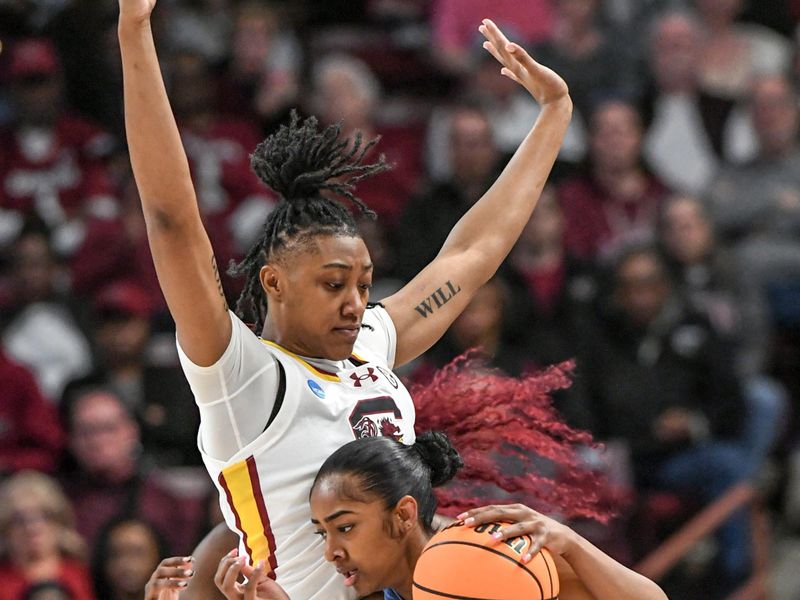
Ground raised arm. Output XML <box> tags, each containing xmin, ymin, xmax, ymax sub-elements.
<box><xmin>382</xmin><ymin>20</ymin><xmax>572</xmax><ymax>367</ymax></box>
<box><xmin>118</xmin><ymin>0</ymin><xmax>231</xmax><ymax>365</ymax></box>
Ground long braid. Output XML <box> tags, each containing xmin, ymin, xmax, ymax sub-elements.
<box><xmin>228</xmin><ymin>111</ymin><xmax>389</xmax><ymax>331</ymax></box>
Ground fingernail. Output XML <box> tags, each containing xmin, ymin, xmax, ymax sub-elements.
<box><xmin>183</xmin><ymin>569</ymin><xmax>193</xmax><ymax>577</ymax></box>
<box><xmin>177</xmin><ymin>581</ymin><xmax>188</xmax><ymax>588</ymax></box>
<box><xmin>184</xmin><ymin>556</ymin><xmax>194</xmax><ymax>562</ymax></box>
<box><xmin>491</xmin><ymin>531</ymin><xmax>503</xmax><ymax>540</ymax></box>
<box><xmin>464</xmin><ymin>517</ymin><xmax>475</xmax><ymax>526</ymax></box>
<box><xmin>456</xmin><ymin>512</ymin><xmax>468</xmax><ymax>520</ymax></box>
<box><xmin>227</xmin><ymin>548</ymin><xmax>237</xmax><ymax>557</ymax></box>
<box><xmin>256</xmin><ymin>560</ymin><xmax>265</xmax><ymax>569</ymax></box>
<box><xmin>239</xmin><ymin>556</ymin><xmax>247</xmax><ymax>564</ymax></box>
<box><xmin>522</xmin><ymin>553</ymin><xmax>532</xmax><ymax>563</ymax></box>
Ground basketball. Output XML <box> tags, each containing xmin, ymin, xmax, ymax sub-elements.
<box><xmin>412</xmin><ymin>521</ymin><xmax>559</xmax><ymax>600</ymax></box>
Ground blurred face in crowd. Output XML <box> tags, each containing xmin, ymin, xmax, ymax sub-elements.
<box><xmin>615</xmin><ymin>251</ymin><xmax>671</xmax><ymax>327</ymax></box>
<box><xmin>661</xmin><ymin>196</ymin><xmax>714</xmax><ymax>265</ymax></box>
<box><xmin>315</xmin><ymin>64</ymin><xmax>376</xmax><ymax>129</ymax></box>
<box><xmin>450</xmin><ymin>108</ymin><xmax>498</xmax><ymax>185</ymax></box>
<box><xmin>95</xmin><ymin>312</ymin><xmax>151</xmax><ymax>369</ymax></box>
<box><xmin>24</xmin><ymin>586</ymin><xmax>73</xmax><ymax>600</ymax></box>
<box><xmin>232</xmin><ymin>6</ymin><xmax>278</xmax><ymax>78</ymax></box>
<box><xmin>650</xmin><ymin>14</ymin><xmax>700</xmax><ymax>93</ymax></box>
<box><xmin>450</xmin><ymin>280</ymin><xmax>505</xmax><ymax>350</ymax></box>
<box><xmin>169</xmin><ymin>52</ymin><xmax>216</xmax><ymax>118</ymax></box>
<box><xmin>590</xmin><ymin>101</ymin><xmax>642</xmax><ymax>174</ymax></box>
<box><xmin>69</xmin><ymin>391</ymin><xmax>139</xmax><ymax>479</ymax></box>
<box><xmin>11</xmin><ymin>75</ymin><xmax>62</xmax><ymax>127</ymax></box>
<box><xmin>556</xmin><ymin>0</ymin><xmax>598</xmax><ymax>29</ymax></box>
<box><xmin>473</xmin><ymin>57</ymin><xmax>518</xmax><ymax>102</ymax></box>
<box><xmin>750</xmin><ymin>76</ymin><xmax>799</xmax><ymax>158</ymax></box>
<box><xmin>12</xmin><ymin>233</ymin><xmax>57</xmax><ymax>303</ymax></box>
<box><xmin>0</xmin><ymin>478</ymin><xmax>65</xmax><ymax>563</ymax></box>
<box><xmin>695</xmin><ymin>0</ymin><xmax>742</xmax><ymax>27</ymax></box>
<box><xmin>104</xmin><ymin>520</ymin><xmax>162</xmax><ymax>598</ymax></box>
<box><xmin>518</xmin><ymin>187</ymin><xmax>564</xmax><ymax>252</ymax></box>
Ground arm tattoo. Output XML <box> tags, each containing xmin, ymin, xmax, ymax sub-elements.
<box><xmin>212</xmin><ymin>255</ymin><xmax>228</xmax><ymax>311</ymax></box>
<box><xmin>414</xmin><ymin>280</ymin><xmax>461</xmax><ymax>318</ymax></box>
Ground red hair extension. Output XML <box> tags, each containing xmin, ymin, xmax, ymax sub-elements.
<box><xmin>410</xmin><ymin>353</ymin><xmax>624</xmax><ymax>523</ymax></box>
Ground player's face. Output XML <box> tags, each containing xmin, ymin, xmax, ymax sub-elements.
<box><xmin>310</xmin><ymin>475</ymin><xmax>410</xmax><ymax>596</ymax></box>
<box><xmin>268</xmin><ymin>235</ymin><xmax>373</xmax><ymax>360</ymax></box>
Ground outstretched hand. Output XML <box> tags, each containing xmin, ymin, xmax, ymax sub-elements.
<box><xmin>215</xmin><ymin>550</ymin><xmax>291</xmax><ymax>600</ymax></box>
<box><xmin>118</xmin><ymin>0</ymin><xmax>157</xmax><ymax>24</ymax></box>
<box><xmin>457</xmin><ymin>504</ymin><xmax>576</xmax><ymax>563</ymax></box>
<box><xmin>144</xmin><ymin>556</ymin><xmax>195</xmax><ymax>600</ymax></box>
<box><xmin>479</xmin><ymin>19</ymin><xmax>569</xmax><ymax>106</ymax></box>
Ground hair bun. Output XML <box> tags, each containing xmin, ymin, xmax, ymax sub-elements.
<box><xmin>249</xmin><ymin>110</ymin><xmax>388</xmax><ymax>208</ymax></box>
<box><xmin>413</xmin><ymin>431</ymin><xmax>464</xmax><ymax>488</ymax></box>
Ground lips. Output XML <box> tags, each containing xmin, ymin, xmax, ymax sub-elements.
<box><xmin>337</xmin><ymin>567</ymin><xmax>359</xmax><ymax>587</ymax></box>
<box><xmin>333</xmin><ymin>325</ymin><xmax>360</xmax><ymax>341</ymax></box>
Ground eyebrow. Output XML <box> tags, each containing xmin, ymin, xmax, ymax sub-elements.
<box><xmin>310</xmin><ymin>510</ymin><xmax>356</xmax><ymax>524</ymax></box>
<box><xmin>322</xmin><ymin>263</ymin><xmax>373</xmax><ymax>272</ymax></box>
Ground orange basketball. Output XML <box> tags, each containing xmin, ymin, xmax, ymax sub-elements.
<box><xmin>413</xmin><ymin>521</ymin><xmax>559</xmax><ymax>600</ymax></box>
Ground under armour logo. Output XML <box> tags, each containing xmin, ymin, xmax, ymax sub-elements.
<box><xmin>350</xmin><ymin>367</ymin><xmax>379</xmax><ymax>387</ymax></box>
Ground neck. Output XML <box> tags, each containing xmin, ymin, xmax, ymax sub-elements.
<box><xmin>18</xmin><ymin>553</ymin><xmax>60</xmax><ymax>580</ymax></box>
<box><xmin>394</xmin><ymin>529</ymin><xmax>431</xmax><ymax>600</ymax></box>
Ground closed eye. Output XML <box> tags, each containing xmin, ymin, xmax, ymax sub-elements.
<box><xmin>326</xmin><ymin>282</ymin><xmax>344</xmax><ymax>290</ymax></box>
<box><xmin>338</xmin><ymin>524</ymin><xmax>354</xmax><ymax>534</ymax></box>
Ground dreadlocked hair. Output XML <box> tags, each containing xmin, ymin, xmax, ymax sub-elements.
<box><xmin>228</xmin><ymin>110</ymin><xmax>389</xmax><ymax>331</ymax></box>
<box><xmin>411</xmin><ymin>353</ymin><xmax>627</xmax><ymax>523</ymax></box>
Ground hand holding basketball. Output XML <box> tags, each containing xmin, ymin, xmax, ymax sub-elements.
<box><xmin>144</xmin><ymin>556</ymin><xmax>194</xmax><ymax>600</ymax></box>
<box><xmin>478</xmin><ymin>19</ymin><xmax>569</xmax><ymax>106</ymax></box>
<box><xmin>458</xmin><ymin>504</ymin><xmax>576</xmax><ymax>562</ymax></box>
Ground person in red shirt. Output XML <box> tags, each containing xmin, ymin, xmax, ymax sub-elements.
<box><xmin>558</xmin><ymin>98</ymin><xmax>669</xmax><ymax>261</ymax></box>
<box><xmin>0</xmin><ymin>471</ymin><xmax>95</xmax><ymax>600</ymax></box>
<box><xmin>0</xmin><ymin>38</ymin><xmax>123</xmax><ymax>296</ymax></box>
<box><xmin>0</xmin><ymin>350</ymin><xmax>64</xmax><ymax>475</ymax></box>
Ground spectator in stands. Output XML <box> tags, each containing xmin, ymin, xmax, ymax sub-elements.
<box><xmin>430</xmin><ymin>0</ymin><xmax>555</xmax><ymax>74</ymax></box>
<box><xmin>558</xmin><ymin>98</ymin><xmax>669</xmax><ymax>261</ymax></box>
<box><xmin>92</xmin><ymin>517</ymin><xmax>167</xmax><ymax>600</ymax></box>
<box><xmin>0</xmin><ymin>350</ymin><xmax>64</xmax><ymax>475</ymax></box>
<box><xmin>0</xmin><ymin>471</ymin><xmax>95</xmax><ymax>600</ymax></box>
<box><xmin>60</xmin><ymin>386</ymin><xmax>205</xmax><ymax>555</ymax></box>
<box><xmin>706</xmin><ymin>74</ymin><xmax>800</xmax><ymax>293</ymax></box>
<box><xmin>395</xmin><ymin>101</ymin><xmax>500</xmax><ymax>280</ymax></box>
<box><xmin>640</xmin><ymin>11</ymin><xmax>737</xmax><ymax>194</ymax></box>
<box><xmin>659</xmin><ymin>194</ymin><xmax>788</xmax><ymax>473</ymax></box>
<box><xmin>218</xmin><ymin>1</ymin><xmax>301</xmax><ymax>133</ymax></box>
<box><xmin>504</xmin><ymin>187</ymin><xmax>597</xmax><ymax>429</ymax></box>
<box><xmin>534</xmin><ymin>0</ymin><xmax>638</xmax><ymax>120</ymax></box>
<box><xmin>0</xmin><ymin>224</ymin><xmax>92</xmax><ymax>401</ymax></box>
<box><xmin>77</xmin><ymin>280</ymin><xmax>199</xmax><ymax>467</ymax></box>
<box><xmin>311</xmin><ymin>54</ymin><xmax>423</xmax><ymax>227</ymax></box>
<box><xmin>167</xmin><ymin>48</ymin><xmax>274</xmax><ymax>260</ymax></box>
<box><xmin>694</xmin><ymin>0</ymin><xmax>791</xmax><ymax>102</ymax></box>
<box><xmin>0</xmin><ymin>38</ymin><xmax>122</xmax><ymax>294</ymax></box>
<box><xmin>581</xmin><ymin>244</ymin><xmax>751</xmax><ymax>587</ymax></box>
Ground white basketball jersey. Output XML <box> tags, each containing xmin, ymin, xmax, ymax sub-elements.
<box><xmin>190</xmin><ymin>306</ymin><xmax>416</xmax><ymax>599</ymax></box>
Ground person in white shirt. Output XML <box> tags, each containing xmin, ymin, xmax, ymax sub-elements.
<box><xmin>117</xmin><ymin>2</ymin><xmax>573</xmax><ymax>596</ymax></box>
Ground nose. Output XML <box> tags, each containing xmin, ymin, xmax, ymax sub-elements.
<box><xmin>341</xmin><ymin>286</ymin><xmax>366</xmax><ymax>318</ymax></box>
<box><xmin>324</xmin><ymin>538</ymin><xmax>345</xmax><ymax>563</ymax></box>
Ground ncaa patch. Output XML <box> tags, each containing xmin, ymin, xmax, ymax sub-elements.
<box><xmin>307</xmin><ymin>380</ymin><xmax>326</xmax><ymax>399</ymax></box>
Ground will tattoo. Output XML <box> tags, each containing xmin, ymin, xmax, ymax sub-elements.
<box><xmin>212</xmin><ymin>255</ymin><xmax>228</xmax><ymax>311</ymax></box>
<box><xmin>414</xmin><ymin>280</ymin><xmax>461</xmax><ymax>318</ymax></box>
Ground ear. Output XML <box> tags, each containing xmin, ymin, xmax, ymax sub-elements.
<box><xmin>394</xmin><ymin>495</ymin><xmax>420</xmax><ymax>535</ymax></box>
<box><xmin>260</xmin><ymin>264</ymin><xmax>282</xmax><ymax>301</ymax></box>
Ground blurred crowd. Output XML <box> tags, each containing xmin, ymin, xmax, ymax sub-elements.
<box><xmin>1</xmin><ymin>0</ymin><xmax>800</xmax><ymax>598</ymax></box>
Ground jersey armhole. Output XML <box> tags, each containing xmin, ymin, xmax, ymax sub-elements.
<box><xmin>263</xmin><ymin>357</ymin><xmax>286</xmax><ymax>433</ymax></box>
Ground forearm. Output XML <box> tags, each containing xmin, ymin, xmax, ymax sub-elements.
<box><xmin>118</xmin><ymin>18</ymin><xmax>199</xmax><ymax>226</ymax></box>
<box><xmin>561</xmin><ymin>533</ymin><xmax>667</xmax><ymax>600</ymax></box>
<box><xmin>440</xmin><ymin>97</ymin><xmax>572</xmax><ymax>279</ymax></box>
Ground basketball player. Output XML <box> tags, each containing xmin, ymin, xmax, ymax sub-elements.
<box><xmin>212</xmin><ymin>433</ymin><xmax>667</xmax><ymax>600</ymax></box>
<box><xmin>119</xmin><ymin>0</ymin><xmax>572</xmax><ymax>595</ymax></box>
